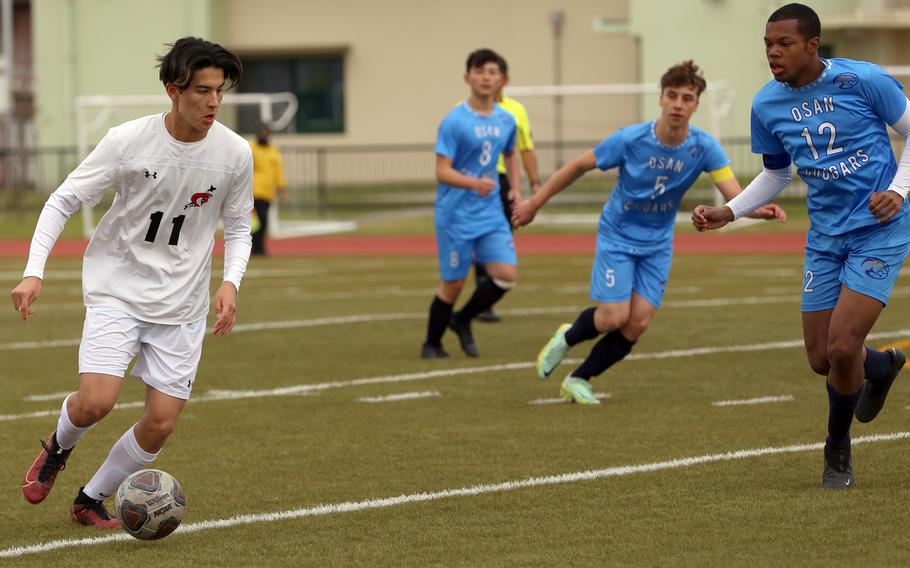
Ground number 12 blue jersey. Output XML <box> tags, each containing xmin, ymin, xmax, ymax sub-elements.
<box><xmin>750</xmin><ymin>58</ymin><xmax>908</xmax><ymax>235</ymax></box>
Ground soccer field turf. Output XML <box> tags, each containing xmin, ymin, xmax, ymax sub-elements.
<box><xmin>1</xmin><ymin>251</ymin><xmax>909</xmax><ymax>566</ymax></box>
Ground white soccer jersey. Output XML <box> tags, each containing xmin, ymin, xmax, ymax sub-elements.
<box><xmin>63</xmin><ymin>113</ymin><xmax>254</xmax><ymax>324</ymax></box>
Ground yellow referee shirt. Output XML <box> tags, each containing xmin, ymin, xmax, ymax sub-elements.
<box><xmin>249</xmin><ymin>141</ymin><xmax>287</xmax><ymax>202</ymax></box>
<box><xmin>496</xmin><ymin>94</ymin><xmax>534</xmax><ymax>175</ymax></box>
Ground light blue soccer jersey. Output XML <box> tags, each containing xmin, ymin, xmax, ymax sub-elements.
<box><xmin>434</xmin><ymin>101</ymin><xmax>516</xmax><ymax>237</ymax></box>
<box><xmin>595</xmin><ymin>121</ymin><xmax>730</xmax><ymax>246</ymax></box>
<box><xmin>751</xmin><ymin>58</ymin><xmax>908</xmax><ymax>235</ymax></box>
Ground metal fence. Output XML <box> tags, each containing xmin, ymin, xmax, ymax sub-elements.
<box><xmin>1</xmin><ymin>137</ymin><xmax>804</xmax><ymax>214</ymax></box>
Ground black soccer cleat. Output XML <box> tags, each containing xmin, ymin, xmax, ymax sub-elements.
<box><xmin>420</xmin><ymin>343</ymin><xmax>450</xmax><ymax>359</ymax></box>
<box><xmin>855</xmin><ymin>348</ymin><xmax>905</xmax><ymax>423</ymax></box>
<box><xmin>822</xmin><ymin>443</ymin><xmax>853</xmax><ymax>489</ymax></box>
<box><xmin>448</xmin><ymin>316</ymin><xmax>479</xmax><ymax>357</ymax></box>
<box><xmin>475</xmin><ymin>307</ymin><xmax>501</xmax><ymax>323</ymax></box>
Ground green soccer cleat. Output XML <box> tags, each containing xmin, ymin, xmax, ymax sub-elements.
<box><xmin>537</xmin><ymin>323</ymin><xmax>572</xmax><ymax>379</ymax></box>
<box><xmin>560</xmin><ymin>376</ymin><xmax>601</xmax><ymax>405</ymax></box>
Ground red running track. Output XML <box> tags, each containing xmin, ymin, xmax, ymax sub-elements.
<box><xmin>0</xmin><ymin>233</ymin><xmax>806</xmax><ymax>259</ymax></box>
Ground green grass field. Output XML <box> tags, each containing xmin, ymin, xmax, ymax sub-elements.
<box><xmin>2</xmin><ymin>242</ymin><xmax>910</xmax><ymax>566</ymax></box>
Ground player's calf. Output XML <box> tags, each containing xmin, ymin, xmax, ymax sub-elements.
<box><xmin>22</xmin><ymin>432</ymin><xmax>73</xmax><ymax>505</ymax></box>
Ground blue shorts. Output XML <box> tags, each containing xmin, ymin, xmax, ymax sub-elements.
<box><xmin>589</xmin><ymin>236</ymin><xmax>672</xmax><ymax>308</ymax></box>
<box><xmin>436</xmin><ymin>223</ymin><xmax>517</xmax><ymax>281</ymax></box>
<box><xmin>801</xmin><ymin>221</ymin><xmax>910</xmax><ymax>312</ymax></box>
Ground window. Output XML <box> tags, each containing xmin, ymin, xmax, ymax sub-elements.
<box><xmin>238</xmin><ymin>55</ymin><xmax>344</xmax><ymax>134</ymax></box>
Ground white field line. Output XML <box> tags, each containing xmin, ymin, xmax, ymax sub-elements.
<box><xmin>529</xmin><ymin>392</ymin><xmax>610</xmax><ymax>405</ymax></box>
<box><xmin>23</xmin><ymin>391</ymin><xmax>72</xmax><ymax>402</ymax></box>
<box><xmin>0</xmin><ymin>391</ymin><xmax>314</xmax><ymax>423</ymax></box>
<box><xmin>11</xmin><ymin>326</ymin><xmax>910</xmax><ymax>424</ymax></box>
<box><xmin>0</xmin><ymin>295</ymin><xmax>807</xmax><ymax>351</ymax></box>
<box><xmin>1</xmin><ymin>430</ymin><xmax>908</xmax><ymax>559</ymax></box>
<box><xmin>712</xmin><ymin>395</ymin><xmax>795</xmax><ymax>407</ymax></box>
<box><xmin>358</xmin><ymin>391</ymin><xmax>441</xmax><ymax>403</ymax></box>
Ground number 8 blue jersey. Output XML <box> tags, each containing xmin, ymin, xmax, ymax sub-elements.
<box><xmin>434</xmin><ymin>101</ymin><xmax>516</xmax><ymax>237</ymax></box>
<box><xmin>750</xmin><ymin>58</ymin><xmax>908</xmax><ymax>235</ymax></box>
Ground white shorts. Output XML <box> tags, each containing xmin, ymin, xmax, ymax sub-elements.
<box><xmin>78</xmin><ymin>306</ymin><xmax>206</xmax><ymax>400</ymax></box>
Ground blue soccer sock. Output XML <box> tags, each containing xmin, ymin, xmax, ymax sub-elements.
<box><xmin>572</xmin><ymin>329</ymin><xmax>636</xmax><ymax>380</ymax></box>
<box><xmin>825</xmin><ymin>382</ymin><xmax>862</xmax><ymax>448</ymax></box>
<box><xmin>863</xmin><ymin>347</ymin><xmax>893</xmax><ymax>384</ymax></box>
<box><xmin>565</xmin><ymin>307</ymin><xmax>600</xmax><ymax>347</ymax></box>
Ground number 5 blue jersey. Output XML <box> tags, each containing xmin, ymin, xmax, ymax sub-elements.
<box><xmin>595</xmin><ymin>121</ymin><xmax>730</xmax><ymax>247</ymax></box>
<box><xmin>434</xmin><ymin>102</ymin><xmax>516</xmax><ymax>236</ymax></box>
<box><xmin>751</xmin><ymin>58</ymin><xmax>908</xmax><ymax>235</ymax></box>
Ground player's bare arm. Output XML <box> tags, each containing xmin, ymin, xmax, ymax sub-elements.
<box><xmin>10</xmin><ymin>276</ymin><xmax>41</xmax><ymax>321</ymax></box>
<box><xmin>512</xmin><ymin>149</ymin><xmax>597</xmax><ymax>228</ymax></box>
<box><xmin>435</xmin><ymin>154</ymin><xmax>495</xmax><ymax>196</ymax></box>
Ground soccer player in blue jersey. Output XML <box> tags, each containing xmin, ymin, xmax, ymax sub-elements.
<box><xmin>421</xmin><ymin>48</ymin><xmax>519</xmax><ymax>359</ymax></box>
<box><xmin>512</xmin><ymin>61</ymin><xmax>785</xmax><ymax>404</ymax></box>
<box><xmin>692</xmin><ymin>3</ymin><xmax>910</xmax><ymax>489</ymax></box>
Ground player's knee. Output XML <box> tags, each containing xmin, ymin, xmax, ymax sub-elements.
<box><xmin>137</xmin><ymin>416</ymin><xmax>177</xmax><ymax>443</ymax></box>
<box><xmin>491</xmin><ymin>277</ymin><xmax>516</xmax><ymax>290</ymax></box>
<box><xmin>72</xmin><ymin>398</ymin><xmax>115</xmax><ymax>425</ymax></box>
<box><xmin>594</xmin><ymin>309</ymin><xmax>628</xmax><ymax>333</ymax></box>
<box><xmin>621</xmin><ymin>317</ymin><xmax>651</xmax><ymax>341</ymax></box>
<box><xmin>439</xmin><ymin>280</ymin><xmax>466</xmax><ymax>303</ymax></box>
<box><xmin>807</xmin><ymin>356</ymin><xmax>830</xmax><ymax>376</ymax></box>
<box><xmin>827</xmin><ymin>337</ymin><xmax>862</xmax><ymax>368</ymax></box>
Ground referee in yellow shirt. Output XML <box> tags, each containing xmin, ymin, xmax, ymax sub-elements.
<box><xmin>475</xmin><ymin>54</ymin><xmax>542</xmax><ymax>322</ymax></box>
<box><xmin>250</xmin><ymin>124</ymin><xmax>288</xmax><ymax>256</ymax></box>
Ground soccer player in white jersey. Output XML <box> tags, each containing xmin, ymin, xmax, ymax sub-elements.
<box><xmin>693</xmin><ymin>4</ymin><xmax>910</xmax><ymax>488</ymax></box>
<box><xmin>513</xmin><ymin>61</ymin><xmax>786</xmax><ymax>405</ymax></box>
<box><xmin>11</xmin><ymin>37</ymin><xmax>253</xmax><ymax>526</ymax></box>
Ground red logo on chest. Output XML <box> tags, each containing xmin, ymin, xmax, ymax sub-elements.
<box><xmin>184</xmin><ymin>185</ymin><xmax>217</xmax><ymax>210</ymax></box>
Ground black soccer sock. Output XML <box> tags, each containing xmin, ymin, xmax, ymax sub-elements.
<box><xmin>454</xmin><ymin>279</ymin><xmax>508</xmax><ymax>323</ymax></box>
<box><xmin>425</xmin><ymin>296</ymin><xmax>453</xmax><ymax>346</ymax></box>
<box><xmin>863</xmin><ymin>347</ymin><xmax>893</xmax><ymax>384</ymax></box>
<box><xmin>475</xmin><ymin>262</ymin><xmax>490</xmax><ymax>287</ymax></box>
<box><xmin>565</xmin><ymin>307</ymin><xmax>600</xmax><ymax>347</ymax></box>
<box><xmin>572</xmin><ymin>329</ymin><xmax>636</xmax><ymax>380</ymax></box>
<box><xmin>825</xmin><ymin>382</ymin><xmax>862</xmax><ymax>448</ymax></box>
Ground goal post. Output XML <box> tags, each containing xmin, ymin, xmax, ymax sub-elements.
<box><xmin>74</xmin><ymin>92</ymin><xmax>298</xmax><ymax>238</ymax></box>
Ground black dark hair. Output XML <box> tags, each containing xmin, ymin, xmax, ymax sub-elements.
<box><xmin>768</xmin><ymin>3</ymin><xmax>821</xmax><ymax>41</ymax></box>
<box><xmin>497</xmin><ymin>54</ymin><xmax>509</xmax><ymax>76</ymax></box>
<box><xmin>157</xmin><ymin>37</ymin><xmax>243</xmax><ymax>90</ymax></box>
<box><xmin>465</xmin><ymin>49</ymin><xmax>505</xmax><ymax>73</ymax></box>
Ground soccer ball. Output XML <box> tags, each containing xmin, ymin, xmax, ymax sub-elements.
<box><xmin>115</xmin><ymin>469</ymin><xmax>186</xmax><ymax>540</ymax></box>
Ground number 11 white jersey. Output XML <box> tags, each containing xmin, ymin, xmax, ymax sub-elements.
<box><xmin>65</xmin><ymin>113</ymin><xmax>254</xmax><ymax>324</ymax></box>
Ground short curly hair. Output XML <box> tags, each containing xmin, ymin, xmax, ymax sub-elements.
<box><xmin>660</xmin><ymin>60</ymin><xmax>707</xmax><ymax>97</ymax></box>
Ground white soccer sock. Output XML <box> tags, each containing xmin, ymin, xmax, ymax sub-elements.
<box><xmin>54</xmin><ymin>393</ymin><xmax>92</xmax><ymax>450</ymax></box>
<box><xmin>83</xmin><ymin>426</ymin><xmax>158</xmax><ymax>501</ymax></box>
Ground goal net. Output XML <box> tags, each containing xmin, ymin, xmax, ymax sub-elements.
<box><xmin>72</xmin><ymin>92</ymin><xmax>350</xmax><ymax>238</ymax></box>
